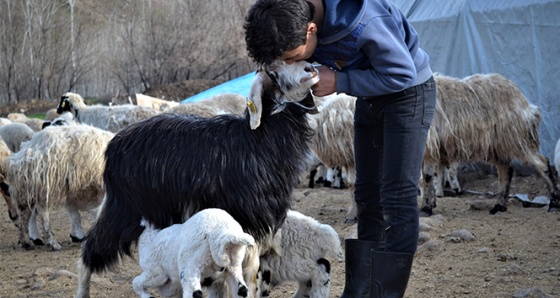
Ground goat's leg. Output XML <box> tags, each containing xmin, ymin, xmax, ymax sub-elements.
<box><xmin>66</xmin><ymin>205</ymin><xmax>85</xmax><ymax>242</ymax></box>
<box><xmin>28</xmin><ymin>208</ymin><xmax>45</xmax><ymax>246</ymax></box>
<box><xmin>490</xmin><ymin>164</ymin><xmax>513</xmax><ymax>214</ymax></box>
<box><xmin>36</xmin><ymin>204</ymin><xmax>62</xmax><ymax>251</ymax></box>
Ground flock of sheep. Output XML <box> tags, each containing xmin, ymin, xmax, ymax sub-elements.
<box><xmin>0</xmin><ymin>60</ymin><xmax>558</xmax><ymax>298</ymax></box>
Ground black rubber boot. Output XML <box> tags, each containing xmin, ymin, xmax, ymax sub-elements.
<box><xmin>340</xmin><ymin>239</ymin><xmax>384</xmax><ymax>297</ymax></box>
<box><xmin>370</xmin><ymin>250</ymin><xmax>414</xmax><ymax>298</ymax></box>
<box><xmin>340</xmin><ymin>239</ymin><xmax>414</xmax><ymax>298</ymax></box>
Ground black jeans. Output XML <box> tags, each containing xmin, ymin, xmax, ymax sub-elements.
<box><xmin>353</xmin><ymin>76</ymin><xmax>436</xmax><ymax>253</ymax></box>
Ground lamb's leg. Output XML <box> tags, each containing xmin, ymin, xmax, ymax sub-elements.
<box><xmin>28</xmin><ymin>208</ymin><xmax>45</xmax><ymax>246</ymax></box>
<box><xmin>180</xmin><ymin>266</ymin><xmax>203</xmax><ymax>298</ymax></box>
<box><xmin>225</xmin><ymin>265</ymin><xmax>249</xmax><ymax>298</ymax></box>
<box><xmin>132</xmin><ymin>269</ymin><xmax>168</xmax><ymax>298</ymax></box>
<box><xmin>490</xmin><ymin>164</ymin><xmax>513</xmax><ymax>214</ymax></box>
<box><xmin>66</xmin><ymin>205</ymin><xmax>85</xmax><ymax>242</ymax></box>
<box><xmin>75</xmin><ymin>258</ymin><xmax>92</xmax><ymax>298</ymax></box>
<box><xmin>294</xmin><ymin>262</ymin><xmax>331</xmax><ymax>298</ymax></box>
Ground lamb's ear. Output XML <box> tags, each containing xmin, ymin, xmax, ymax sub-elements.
<box><xmin>247</xmin><ymin>70</ymin><xmax>266</xmax><ymax>130</ymax></box>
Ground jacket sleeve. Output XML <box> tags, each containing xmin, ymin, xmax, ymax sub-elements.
<box><xmin>336</xmin><ymin>15</ymin><xmax>418</xmax><ymax>97</ymax></box>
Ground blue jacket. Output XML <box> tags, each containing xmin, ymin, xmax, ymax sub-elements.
<box><xmin>312</xmin><ymin>0</ymin><xmax>432</xmax><ymax>97</ymax></box>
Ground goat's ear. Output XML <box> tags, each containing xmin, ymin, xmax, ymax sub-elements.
<box><xmin>247</xmin><ymin>71</ymin><xmax>266</xmax><ymax>129</ymax></box>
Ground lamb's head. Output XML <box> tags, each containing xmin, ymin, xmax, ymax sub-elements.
<box><xmin>248</xmin><ymin>60</ymin><xmax>319</xmax><ymax>129</ymax></box>
<box><xmin>56</xmin><ymin>92</ymin><xmax>85</xmax><ymax>114</ymax></box>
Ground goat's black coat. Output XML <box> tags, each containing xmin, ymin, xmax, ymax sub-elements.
<box><xmin>82</xmin><ymin>89</ymin><xmax>316</xmax><ymax>273</ymax></box>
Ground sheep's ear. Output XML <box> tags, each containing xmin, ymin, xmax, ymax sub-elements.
<box><xmin>247</xmin><ymin>71</ymin><xmax>266</xmax><ymax>130</ymax></box>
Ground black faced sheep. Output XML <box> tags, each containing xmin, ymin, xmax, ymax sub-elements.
<box><xmin>56</xmin><ymin>92</ymin><xmax>159</xmax><ymax>133</ymax></box>
<box><xmin>75</xmin><ymin>60</ymin><xmax>320</xmax><ymax>298</ymax></box>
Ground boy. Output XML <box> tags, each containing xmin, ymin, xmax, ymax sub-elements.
<box><xmin>244</xmin><ymin>0</ymin><xmax>436</xmax><ymax>297</ymax></box>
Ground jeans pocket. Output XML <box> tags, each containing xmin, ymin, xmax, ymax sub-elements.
<box><xmin>422</xmin><ymin>80</ymin><xmax>437</xmax><ymax>127</ymax></box>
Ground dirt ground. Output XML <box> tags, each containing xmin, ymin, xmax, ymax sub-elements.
<box><xmin>0</xmin><ymin>168</ymin><xmax>559</xmax><ymax>298</ymax></box>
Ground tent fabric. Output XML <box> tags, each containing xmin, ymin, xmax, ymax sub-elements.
<box><xmin>184</xmin><ymin>0</ymin><xmax>559</xmax><ymax>157</ymax></box>
<box><xmin>393</xmin><ymin>0</ymin><xmax>560</xmax><ymax>158</ymax></box>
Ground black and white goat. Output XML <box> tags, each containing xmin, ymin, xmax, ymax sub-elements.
<box><xmin>75</xmin><ymin>60</ymin><xmax>320</xmax><ymax>298</ymax></box>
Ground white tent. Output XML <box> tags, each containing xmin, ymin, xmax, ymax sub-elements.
<box><xmin>393</xmin><ymin>0</ymin><xmax>560</xmax><ymax>158</ymax></box>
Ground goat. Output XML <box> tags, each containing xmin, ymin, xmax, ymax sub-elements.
<box><xmin>75</xmin><ymin>60</ymin><xmax>320</xmax><ymax>298</ymax></box>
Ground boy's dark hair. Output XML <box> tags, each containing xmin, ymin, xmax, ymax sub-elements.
<box><xmin>244</xmin><ymin>0</ymin><xmax>314</xmax><ymax>65</ymax></box>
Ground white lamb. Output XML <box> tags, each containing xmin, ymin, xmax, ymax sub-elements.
<box><xmin>56</xmin><ymin>92</ymin><xmax>159</xmax><ymax>133</ymax></box>
<box><xmin>257</xmin><ymin>210</ymin><xmax>343</xmax><ymax>298</ymax></box>
<box><xmin>133</xmin><ymin>208</ymin><xmax>257</xmax><ymax>298</ymax></box>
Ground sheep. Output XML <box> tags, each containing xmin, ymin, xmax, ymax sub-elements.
<box><xmin>168</xmin><ymin>93</ymin><xmax>247</xmax><ymax>118</ymax></box>
<box><xmin>420</xmin><ymin>73</ymin><xmax>560</xmax><ymax>216</ymax></box>
<box><xmin>0</xmin><ymin>118</ymin><xmax>12</xmax><ymax>126</ymax></box>
<box><xmin>44</xmin><ymin>108</ymin><xmax>59</xmax><ymax>121</ymax></box>
<box><xmin>75</xmin><ymin>60</ymin><xmax>320</xmax><ymax>298</ymax></box>
<box><xmin>6</xmin><ymin>112</ymin><xmax>45</xmax><ymax>132</ymax></box>
<box><xmin>0</xmin><ymin>122</ymin><xmax>35</xmax><ymax>152</ymax></box>
<box><xmin>56</xmin><ymin>92</ymin><xmax>159</xmax><ymax>133</ymax></box>
<box><xmin>133</xmin><ymin>208</ymin><xmax>257</xmax><ymax>298</ymax></box>
<box><xmin>5</xmin><ymin>125</ymin><xmax>114</xmax><ymax>250</ymax></box>
<box><xmin>256</xmin><ymin>210</ymin><xmax>343</xmax><ymax>298</ymax></box>
<box><xmin>0</xmin><ymin>137</ymin><xmax>14</xmax><ymax>221</ymax></box>
<box><xmin>41</xmin><ymin>112</ymin><xmax>77</xmax><ymax>129</ymax></box>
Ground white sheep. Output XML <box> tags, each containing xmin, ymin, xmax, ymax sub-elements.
<box><xmin>6</xmin><ymin>112</ymin><xmax>45</xmax><ymax>132</ymax></box>
<box><xmin>256</xmin><ymin>210</ymin><xmax>343</xmax><ymax>298</ymax></box>
<box><xmin>0</xmin><ymin>137</ymin><xmax>14</xmax><ymax>221</ymax></box>
<box><xmin>41</xmin><ymin>112</ymin><xmax>77</xmax><ymax>128</ymax></box>
<box><xmin>5</xmin><ymin>124</ymin><xmax>114</xmax><ymax>250</ymax></box>
<box><xmin>56</xmin><ymin>92</ymin><xmax>159</xmax><ymax>133</ymax></box>
<box><xmin>133</xmin><ymin>208</ymin><xmax>257</xmax><ymax>298</ymax></box>
<box><xmin>421</xmin><ymin>73</ymin><xmax>560</xmax><ymax>215</ymax></box>
<box><xmin>0</xmin><ymin>122</ymin><xmax>35</xmax><ymax>152</ymax></box>
<box><xmin>168</xmin><ymin>93</ymin><xmax>247</xmax><ymax>118</ymax></box>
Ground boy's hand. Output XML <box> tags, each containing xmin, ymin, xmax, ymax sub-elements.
<box><xmin>312</xmin><ymin>66</ymin><xmax>336</xmax><ymax>97</ymax></box>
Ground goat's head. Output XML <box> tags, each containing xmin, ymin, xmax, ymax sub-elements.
<box><xmin>247</xmin><ymin>60</ymin><xmax>319</xmax><ymax>129</ymax></box>
<box><xmin>56</xmin><ymin>92</ymin><xmax>83</xmax><ymax>114</ymax></box>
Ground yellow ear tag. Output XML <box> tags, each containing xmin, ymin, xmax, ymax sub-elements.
<box><xmin>247</xmin><ymin>100</ymin><xmax>257</xmax><ymax>113</ymax></box>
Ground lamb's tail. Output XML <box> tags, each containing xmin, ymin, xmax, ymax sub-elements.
<box><xmin>75</xmin><ymin>193</ymin><xmax>144</xmax><ymax>298</ymax></box>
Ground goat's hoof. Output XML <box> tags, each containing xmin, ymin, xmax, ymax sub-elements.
<box><xmin>237</xmin><ymin>285</ymin><xmax>248</xmax><ymax>297</ymax></box>
<box><xmin>489</xmin><ymin>204</ymin><xmax>507</xmax><ymax>214</ymax></box>
<box><xmin>323</xmin><ymin>181</ymin><xmax>332</xmax><ymax>187</ymax></box>
<box><xmin>70</xmin><ymin>235</ymin><xmax>84</xmax><ymax>243</ymax></box>
<box><xmin>193</xmin><ymin>290</ymin><xmax>203</xmax><ymax>298</ymax></box>
<box><xmin>31</xmin><ymin>238</ymin><xmax>45</xmax><ymax>246</ymax></box>
<box><xmin>419</xmin><ymin>207</ymin><xmax>433</xmax><ymax>217</ymax></box>
<box><xmin>344</xmin><ymin>217</ymin><xmax>357</xmax><ymax>225</ymax></box>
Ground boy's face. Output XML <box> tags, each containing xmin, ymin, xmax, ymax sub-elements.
<box><xmin>281</xmin><ymin>23</ymin><xmax>318</xmax><ymax>64</ymax></box>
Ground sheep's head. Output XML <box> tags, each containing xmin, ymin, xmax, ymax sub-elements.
<box><xmin>56</xmin><ymin>92</ymin><xmax>84</xmax><ymax>114</ymax></box>
<box><xmin>247</xmin><ymin>60</ymin><xmax>319</xmax><ymax>129</ymax></box>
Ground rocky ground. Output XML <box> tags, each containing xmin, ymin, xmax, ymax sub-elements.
<box><xmin>0</xmin><ymin>167</ymin><xmax>559</xmax><ymax>297</ymax></box>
